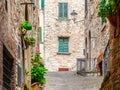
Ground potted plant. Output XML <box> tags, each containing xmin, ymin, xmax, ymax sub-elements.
<box><xmin>21</xmin><ymin>20</ymin><xmax>32</xmax><ymax>30</ymax></box>
<box><xmin>20</xmin><ymin>20</ymin><xmax>32</xmax><ymax>36</ymax></box>
<box><xmin>23</xmin><ymin>36</ymin><xmax>36</xmax><ymax>47</ymax></box>
<box><xmin>31</xmin><ymin>51</ymin><xmax>47</xmax><ymax>90</ymax></box>
<box><xmin>98</xmin><ymin>0</ymin><xmax>118</xmax><ymax>27</ymax></box>
<box><xmin>24</xmin><ymin>36</ymin><xmax>30</xmax><ymax>47</ymax></box>
<box><xmin>29</xmin><ymin>37</ymin><xmax>36</xmax><ymax>46</ymax></box>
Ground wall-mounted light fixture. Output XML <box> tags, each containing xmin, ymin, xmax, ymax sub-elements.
<box><xmin>70</xmin><ymin>10</ymin><xmax>84</xmax><ymax>23</ymax></box>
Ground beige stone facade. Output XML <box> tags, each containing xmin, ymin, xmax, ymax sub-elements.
<box><xmin>84</xmin><ymin>0</ymin><xmax>109</xmax><ymax>72</ymax></box>
<box><xmin>44</xmin><ymin>0</ymin><xmax>85</xmax><ymax>71</ymax></box>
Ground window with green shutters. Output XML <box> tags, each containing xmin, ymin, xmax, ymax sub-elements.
<box><xmin>39</xmin><ymin>27</ymin><xmax>42</xmax><ymax>42</ymax></box>
<box><xmin>58</xmin><ymin>37</ymin><xmax>69</xmax><ymax>53</ymax></box>
<box><xmin>41</xmin><ymin>0</ymin><xmax>44</xmax><ymax>9</ymax></box>
<box><xmin>58</xmin><ymin>3</ymin><xmax>68</xmax><ymax>19</ymax></box>
<box><xmin>85</xmin><ymin>0</ymin><xmax>87</xmax><ymax>13</ymax></box>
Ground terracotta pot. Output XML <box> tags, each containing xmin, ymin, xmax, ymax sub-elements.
<box><xmin>31</xmin><ymin>83</ymin><xmax>41</xmax><ymax>90</ymax></box>
<box><xmin>24</xmin><ymin>40</ymin><xmax>29</xmax><ymax>48</ymax></box>
<box><xmin>107</xmin><ymin>14</ymin><xmax>117</xmax><ymax>27</ymax></box>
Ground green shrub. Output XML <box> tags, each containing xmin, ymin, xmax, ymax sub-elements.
<box><xmin>31</xmin><ymin>52</ymin><xmax>47</xmax><ymax>85</ymax></box>
<box><xmin>98</xmin><ymin>0</ymin><xmax>117</xmax><ymax>19</ymax></box>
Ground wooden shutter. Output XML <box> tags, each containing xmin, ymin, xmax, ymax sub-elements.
<box><xmin>85</xmin><ymin>0</ymin><xmax>87</xmax><ymax>13</ymax></box>
<box><xmin>59</xmin><ymin>38</ymin><xmax>63</xmax><ymax>52</ymax></box>
<box><xmin>59</xmin><ymin>3</ymin><xmax>68</xmax><ymax>19</ymax></box>
<box><xmin>63</xmin><ymin>38</ymin><xmax>68</xmax><ymax>52</ymax></box>
<box><xmin>39</xmin><ymin>27</ymin><xmax>42</xmax><ymax>42</ymax></box>
<box><xmin>59</xmin><ymin>3</ymin><xmax>63</xmax><ymax>18</ymax></box>
<box><xmin>64</xmin><ymin>3</ymin><xmax>68</xmax><ymax>18</ymax></box>
<box><xmin>41</xmin><ymin>0</ymin><xmax>44</xmax><ymax>9</ymax></box>
<box><xmin>58</xmin><ymin>38</ymin><xmax>69</xmax><ymax>53</ymax></box>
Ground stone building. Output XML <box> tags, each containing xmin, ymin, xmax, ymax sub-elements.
<box><xmin>0</xmin><ymin>0</ymin><xmax>39</xmax><ymax>90</ymax></box>
<box><xmin>39</xmin><ymin>0</ymin><xmax>45</xmax><ymax>59</ymax></box>
<box><xmin>84</xmin><ymin>0</ymin><xmax>109</xmax><ymax>74</ymax></box>
<box><xmin>100</xmin><ymin>1</ymin><xmax>120</xmax><ymax>90</ymax></box>
<box><xmin>44</xmin><ymin>0</ymin><xmax>85</xmax><ymax>71</ymax></box>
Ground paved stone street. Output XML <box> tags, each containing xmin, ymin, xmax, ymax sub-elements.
<box><xmin>44</xmin><ymin>72</ymin><xmax>103</xmax><ymax>90</ymax></box>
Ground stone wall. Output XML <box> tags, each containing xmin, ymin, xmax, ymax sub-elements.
<box><xmin>44</xmin><ymin>0</ymin><xmax>85</xmax><ymax>71</ymax></box>
<box><xmin>0</xmin><ymin>0</ymin><xmax>39</xmax><ymax>89</ymax></box>
<box><xmin>100</xmin><ymin>14</ymin><xmax>120</xmax><ymax>90</ymax></box>
<box><xmin>84</xmin><ymin>0</ymin><xmax>109</xmax><ymax>71</ymax></box>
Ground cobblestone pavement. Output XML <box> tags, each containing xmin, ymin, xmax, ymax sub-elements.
<box><xmin>44</xmin><ymin>72</ymin><xmax>103</xmax><ymax>90</ymax></box>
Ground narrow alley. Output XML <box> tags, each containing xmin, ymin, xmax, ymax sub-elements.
<box><xmin>44</xmin><ymin>72</ymin><xmax>103</xmax><ymax>90</ymax></box>
<box><xmin>0</xmin><ymin>0</ymin><xmax>120</xmax><ymax>89</ymax></box>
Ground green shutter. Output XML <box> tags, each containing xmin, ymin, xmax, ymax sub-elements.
<box><xmin>64</xmin><ymin>3</ymin><xmax>68</xmax><ymax>18</ymax></box>
<box><xmin>58</xmin><ymin>3</ymin><xmax>68</xmax><ymax>19</ymax></box>
<box><xmin>58</xmin><ymin>38</ymin><xmax>69</xmax><ymax>53</ymax></box>
<box><xmin>41</xmin><ymin>0</ymin><xmax>44</xmax><ymax>9</ymax></box>
<box><xmin>63</xmin><ymin>38</ymin><xmax>68</xmax><ymax>52</ymax></box>
<box><xmin>59</xmin><ymin>3</ymin><xmax>63</xmax><ymax>18</ymax></box>
<box><xmin>39</xmin><ymin>27</ymin><xmax>42</xmax><ymax>42</ymax></box>
<box><xmin>85</xmin><ymin>0</ymin><xmax>87</xmax><ymax>13</ymax></box>
<box><xmin>58</xmin><ymin>38</ymin><xmax>63</xmax><ymax>52</ymax></box>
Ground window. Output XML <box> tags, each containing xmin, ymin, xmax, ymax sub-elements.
<box><xmin>58</xmin><ymin>37</ymin><xmax>69</xmax><ymax>53</ymax></box>
<box><xmin>31</xmin><ymin>0</ymin><xmax>35</xmax><ymax>10</ymax></box>
<box><xmin>17</xmin><ymin>45</ymin><xmax>21</xmax><ymax>59</ymax></box>
<box><xmin>58</xmin><ymin>3</ymin><xmax>68</xmax><ymax>19</ymax></box>
<box><xmin>3</xmin><ymin>46</ymin><xmax>14</xmax><ymax>89</ymax></box>
<box><xmin>5</xmin><ymin>0</ymin><xmax>8</xmax><ymax>12</ymax></box>
<box><xmin>17</xmin><ymin>64</ymin><xmax>22</xmax><ymax>86</ymax></box>
<box><xmin>39</xmin><ymin>27</ymin><xmax>43</xmax><ymax>42</ymax></box>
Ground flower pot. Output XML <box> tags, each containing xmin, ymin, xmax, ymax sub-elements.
<box><xmin>29</xmin><ymin>41</ymin><xmax>35</xmax><ymax>47</ymax></box>
<box><xmin>31</xmin><ymin>83</ymin><xmax>41</xmax><ymax>90</ymax></box>
<box><xmin>24</xmin><ymin>40</ymin><xmax>29</xmax><ymax>48</ymax></box>
<box><xmin>21</xmin><ymin>29</ymin><xmax>27</xmax><ymax>36</ymax></box>
<box><xmin>107</xmin><ymin>14</ymin><xmax>117</xmax><ymax>27</ymax></box>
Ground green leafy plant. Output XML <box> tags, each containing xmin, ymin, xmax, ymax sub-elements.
<box><xmin>24</xmin><ymin>36</ymin><xmax>30</xmax><ymax>41</ymax></box>
<box><xmin>31</xmin><ymin>51</ymin><xmax>47</xmax><ymax>85</ymax></box>
<box><xmin>29</xmin><ymin>37</ymin><xmax>35</xmax><ymax>42</ymax></box>
<box><xmin>98</xmin><ymin>0</ymin><xmax>118</xmax><ymax>20</ymax></box>
<box><xmin>21</xmin><ymin>20</ymin><xmax>32</xmax><ymax>30</ymax></box>
<box><xmin>24</xmin><ymin>36</ymin><xmax>36</xmax><ymax>46</ymax></box>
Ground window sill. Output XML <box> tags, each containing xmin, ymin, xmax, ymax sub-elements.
<box><xmin>57</xmin><ymin>52</ymin><xmax>71</xmax><ymax>55</ymax></box>
<box><xmin>56</xmin><ymin>18</ymin><xmax>71</xmax><ymax>21</ymax></box>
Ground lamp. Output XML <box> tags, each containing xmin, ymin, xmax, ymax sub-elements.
<box><xmin>70</xmin><ymin>10</ymin><xmax>84</xmax><ymax>23</ymax></box>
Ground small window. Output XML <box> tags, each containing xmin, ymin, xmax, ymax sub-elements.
<box><xmin>17</xmin><ymin>45</ymin><xmax>21</xmax><ymax>59</ymax></box>
<box><xmin>5</xmin><ymin>0</ymin><xmax>8</xmax><ymax>12</ymax></box>
<box><xmin>17</xmin><ymin>65</ymin><xmax>22</xmax><ymax>86</ymax></box>
<box><xmin>58</xmin><ymin>3</ymin><xmax>68</xmax><ymax>19</ymax></box>
<box><xmin>58</xmin><ymin>37</ymin><xmax>69</xmax><ymax>53</ymax></box>
<box><xmin>31</xmin><ymin>0</ymin><xmax>35</xmax><ymax>10</ymax></box>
